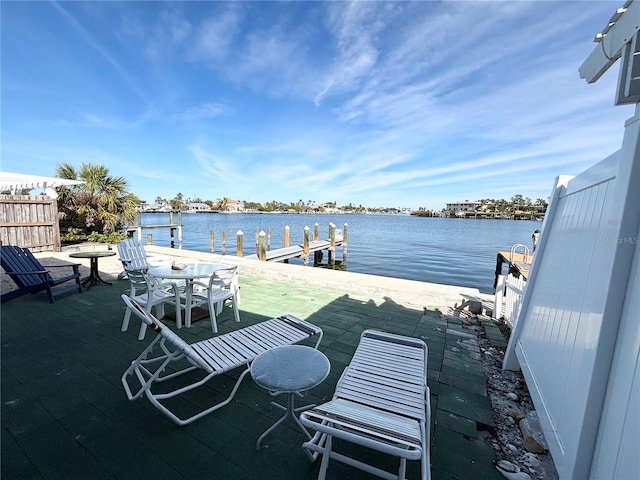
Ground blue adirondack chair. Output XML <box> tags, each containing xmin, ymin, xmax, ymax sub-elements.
<box><xmin>1</xmin><ymin>245</ymin><xmax>83</xmax><ymax>303</ymax></box>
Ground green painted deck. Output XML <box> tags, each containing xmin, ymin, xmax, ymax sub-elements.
<box><xmin>1</xmin><ymin>272</ymin><xmax>503</xmax><ymax>480</ymax></box>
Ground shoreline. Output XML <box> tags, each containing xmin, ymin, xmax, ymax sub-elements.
<box><xmin>1</xmin><ymin>244</ymin><xmax>488</xmax><ymax>311</ymax></box>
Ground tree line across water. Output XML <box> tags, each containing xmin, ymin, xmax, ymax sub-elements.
<box><xmin>3</xmin><ymin>163</ymin><xmax>547</xmax><ymax>243</ymax></box>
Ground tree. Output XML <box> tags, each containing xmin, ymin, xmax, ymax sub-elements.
<box><xmin>217</xmin><ymin>197</ymin><xmax>228</xmax><ymax>212</ymax></box>
<box><xmin>169</xmin><ymin>193</ymin><xmax>184</xmax><ymax>211</ymax></box>
<box><xmin>55</xmin><ymin>162</ymin><xmax>139</xmax><ymax>234</ymax></box>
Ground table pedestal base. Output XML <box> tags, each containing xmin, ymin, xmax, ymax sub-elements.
<box><xmin>82</xmin><ymin>257</ymin><xmax>112</xmax><ymax>289</ymax></box>
<box><xmin>256</xmin><ymin>392</ymin><xmax>315</xmax><ymax>450</ymax></box>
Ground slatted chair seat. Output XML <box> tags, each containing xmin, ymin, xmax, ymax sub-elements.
<box><xmin>301</xmin><ymin>330</ymin><xmax>431</xmax><ymax>480</ymax></box>
<box><xmin>121</xmin><ymin>294</ymin><xmax>323</xmax><ymax>426</ymax></box>
<box><xmin>1</xmin><ymin>245</ymin><xmax>82</xmax><ymax>303</ymax></box>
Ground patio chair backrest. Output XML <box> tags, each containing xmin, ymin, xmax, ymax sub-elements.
<box><xmin>121</xmin><ymin>294</ymin><xmax>211</xmax><ymax>372</ymax></box>
<box><xmin>1</xmin><ymin>245</ymin><xmax>53</xmax><ymax>287</ymax></box>
<box><xmin>117</xmin><ymin>240</ymin><xmax>151</xmax><ymax>270</ymax></box>
<box><xmin>209</xmin><ymin>265</ymin><xmax>237</xmax><ymax>289</ymax></box>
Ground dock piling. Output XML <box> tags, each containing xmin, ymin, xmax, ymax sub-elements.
<box><xmin>236</xmin><ymin>230</ymin><xmax>243</xmax><ymax>257</ymax></box>
<box><xmin>329</xmin><ymin>222</ymin><xmax>335</xmax><ymax>267</ymax></box>
<box><xmin>284</xmin><ymin>226</ymin><xmax>290</xmax><ymax>264</ymax></box>
<box><xmin>343</xmin><ymin>222</ymin><xmax>348</xmax><ymax>267</ymax></box>
<box><xmin>222</xmin><ymin>231</ymin><xmax>226</xmax><ymax>255</ymax></box>
<box><xmin>258</xmin><ymin>231</ymin><xmax>267</xmax><ymax>261</ymax></box>
<box><xmin>210</xmin><ymin>231</ymin><xmax>214</xmax><ymax>253</ymax></box>
<box><xmin>303</xmin><ymin>226</ymin><xmax>310</xmax><ymax>265</ymax></box>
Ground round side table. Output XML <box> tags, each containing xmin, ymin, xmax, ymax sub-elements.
<box><xmin>69</xmin><ymin>251</ymin><xmax>116</xmax><ymax>289</ymax></box>
<box><xmin>251</xmin><ymin>345</ymin><xmax>330</xmax><ymax>450</ymax></box>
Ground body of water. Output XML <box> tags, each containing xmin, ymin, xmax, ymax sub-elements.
<box><xmin>138</xmin><ymin>213</ymin><xmax>541</xmax><ymax>294</ymax></box>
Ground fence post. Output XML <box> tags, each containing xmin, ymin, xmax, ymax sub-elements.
<box><xmin>303</xmin><ymin>226</ymin><xmax>310</xmax><ymax>265</ymax></box>
<box><xmin>494</xmin><ymin>274</ymin><xmax>505</xmax><ymax>319</ymax></box>
<box><xmin>258</xmin><ymin>231</ymin><xmax>267</xmax><ymax>261</ymax></box>
<box><xmin>210</xmin><ymin>230</ymin><xmax>214</xmax><ymax>253</ymax></box>
<box><xmin>236</xmin><ymin>230</ymin><xmax>242</xmax><ymax>257</ymax></box>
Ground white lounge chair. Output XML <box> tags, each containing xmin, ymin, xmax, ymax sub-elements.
<box><xmin>120</xmin><ymin>295</ymin><xmax>323</xmax><ymax>426</ymax></box>
<box><xmin>121</xmin><ymin>269</ymin><xmax>185</xmax><ymax>340</ymax></box>
<box><xmin>117</xmin><ymin>239</ymin><xmax>173</xmax><ymax>278</ymax></box>
<box><xmin>300</xmin><ymin>330</ymin><xmax>431</xmax><ymax>480</ymax></box>
<box><xmin>189</xmin><ymin>265</ymin><xmax>241</xmax><ymax>333</ymax></box>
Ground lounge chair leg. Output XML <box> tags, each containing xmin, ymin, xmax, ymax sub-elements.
<box><xmin>318</xmin><ymin>434</ymin><xmax>332</xmax><ymax>480</ymax></box>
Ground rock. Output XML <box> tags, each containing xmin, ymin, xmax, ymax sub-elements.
<box><xmin>496</xmin><ymin>460</ymin><xmax>532</xmax><ymax>480</ymax></box>
<box><xmin>523</xmin><ymin>452</ymin><xmax>541</xmax><ymax>468</ymax></box>
<box><xmin>497</xmin><ymin>460</ymin><xmax>520</xmax><ymax>472</ymax></box>
<box><xmin>507</xmin><ymin>392</ymin><xmax>519</xmax><ymax>401</ymax></box>
<box><xmin>506</xmin><ymin>443</ymin><xmax>518</xmax><ymax>453</ymax></box>
<box><xmin>519</xmin><ymin>413</ymin><xmax>549</xmax><ymax>453</ymax></box>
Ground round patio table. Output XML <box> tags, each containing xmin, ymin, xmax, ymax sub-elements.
<box><xmin>69</xmin><ymin>251</ymin><xmax>116</xmax><ymax>289</ymax></box>
<box><xmin>251</xmin><ymin>345</ymin><xmax>330</xmax><ymax>450</ymax></box>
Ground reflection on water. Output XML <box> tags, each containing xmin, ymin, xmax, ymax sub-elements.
<box><xmin>139</xmin><ymin>213</ymin><xmax>540</xmax><ymax>294</ymax></box>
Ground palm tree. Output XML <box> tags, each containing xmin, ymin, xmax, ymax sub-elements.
<box><xmin>55</xmin><ymin>162</ymin><xmax>139</xmax><ymax>234</ymax></box>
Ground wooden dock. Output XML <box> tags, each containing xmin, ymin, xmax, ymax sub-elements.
<box><xmin>494</xmin><ymin>250</ymin><xmax>534</xmax><ymax>288</ymax></box>
<box><xmin>245</xmin><ymin>239</ymin><xmax>343</xmax><ymax>262</ymax></box>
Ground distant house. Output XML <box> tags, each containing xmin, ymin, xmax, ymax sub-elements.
<box><xmin>186</xmin><ymin>202</ymin><xmax>211</xmax><ymax>213</ymax></box>
<box><xmin>142</xmin><ymin>202</ymin><xmax>172</xmax><ymax>212</ymax></box>
<box><xmin>225</xmin><ymin>198</ymin><xmax>243</xmax><ymax>212</ymax></box>
<box><xmin>445</xmin><ymin>200</ymin><xmax>481</xmax><ymax>212</ymax></box>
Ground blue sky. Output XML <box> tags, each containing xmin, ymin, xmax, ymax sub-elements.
<box><xmin>1</xmin><ymin>1</ymin><xmax>634</xmax><ymax>210</ymax></box>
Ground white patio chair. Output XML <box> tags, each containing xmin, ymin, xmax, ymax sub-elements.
<box><xmin>121</xmin><ymin>270</ymin><xmax>185</xmax><ymax>340</ymax></box>
<box><xmin>189</xmin><ymin>265</ymin><xmax>240</xmax><ymax>333</ymax></box>
<box><xmin>300</xmin><ymin>330</ymin><xmax>431</xmax><ymax>480</ymax></box>
<box><xmin>120</xmin><ymin>295</ymin><xmax>323</xmax><ymax>426</ymax></box>
<box><xmin>214</xmin><ymin>261</ymin><xmax>241</xmax><ymax>305</ymax></box>
<box><xmin>117</xmin><ymin>239</ymin><xmax>173</xmax><ymax>279</ymax></box>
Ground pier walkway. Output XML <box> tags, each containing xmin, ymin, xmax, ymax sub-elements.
<box><xmin>245</xmin><ymin>239</ymin><xmax>343</xmax><ymax>262</ymax></box>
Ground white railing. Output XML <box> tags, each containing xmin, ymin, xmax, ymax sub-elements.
<box><xmin>494</xmin><ymin>273</ymin><xmax>526</xmax><ymax>328</ymax></box>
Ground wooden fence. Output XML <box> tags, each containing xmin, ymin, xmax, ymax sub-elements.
<box><xmin>0</xmin><ymin>195</ymin><xmax>60</xmax><ymax>251</ymax></box>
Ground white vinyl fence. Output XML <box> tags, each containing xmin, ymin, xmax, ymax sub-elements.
<box><xmin>503</xmin><ymin>109</ymin><xmax>640</xmax><ymax>479</ymax></box>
